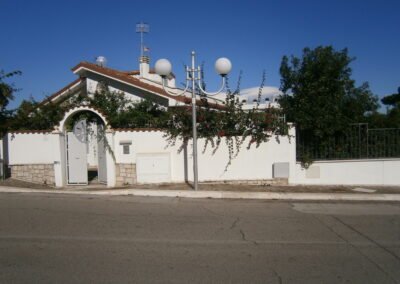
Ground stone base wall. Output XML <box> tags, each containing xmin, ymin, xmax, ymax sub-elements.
<box><xmin>11</xmin><ymin>164</ymin><xmax>55</xmax><ymax>185</ymax></box>
<box><xmin>115</xmin><ymin>163</ymin><xmax>137</xmax><ymax>186</ymax></box>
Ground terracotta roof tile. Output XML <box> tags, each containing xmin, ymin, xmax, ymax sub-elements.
<box><xmin>39</xmin><ymin>78</ymin><xmax>83</xmax><ymax>105</ymax></box>
<box><xmin>71</xmin><ymin>62</ymin><xmax>225</xmax><ymax>110</ymax></box>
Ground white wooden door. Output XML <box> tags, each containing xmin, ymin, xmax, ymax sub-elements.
<box><xmin>136</xmin><ymin>153</ymin><xmax>171</xmax><ymax>183</ymax></box>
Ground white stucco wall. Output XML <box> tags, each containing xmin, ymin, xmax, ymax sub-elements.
<box><xmin>113</xmin><ymin>129</ymin><xmax>295</xmax><ymax>183</ymax></box>
<box><xmin>7</xmin><ymin>129</ymin><xmax>399</xmax><ymax>186</ymax></box>
<box><xmin>8</xmin><ymin>133</ymin><xmax>59</xmax><ymax>165</ymax></box>
<box><xmin>86</xmin><ymin>78</ymin><xmax>143</xmax><ymax>104</ymax></box>
<box><xmin>292</xmin><ymin>159</ymin><xmax>400</xmax><ymax>186</ymax></box>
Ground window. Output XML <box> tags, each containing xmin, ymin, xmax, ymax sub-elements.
<box><xmin>119</xmin><ymin>140</ymin><xmax>132</xmax><ymax>155</ymax></box>
<box><xmin>123</xmin><ymin>145</ymin><xmax>130</xmax><ymax>155</ymax></box>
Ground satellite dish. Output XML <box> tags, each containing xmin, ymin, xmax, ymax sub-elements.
<box><xmin>95</xmin><ymin>56</ymin><xmax>107</xmax><ymax>67</ymax></box>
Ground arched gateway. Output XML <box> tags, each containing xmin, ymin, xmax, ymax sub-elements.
<box><xmin>53</xmin><ymin>106</ymin><xmax>115</xmax><ymax>187</ymax></box>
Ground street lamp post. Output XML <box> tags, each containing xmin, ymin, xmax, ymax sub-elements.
<box><xmin>155</xmin><ymin>51</ymin><xmax>232</xmax><ymax>191</ymax></box>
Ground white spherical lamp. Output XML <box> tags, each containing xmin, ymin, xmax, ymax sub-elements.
<box><xmin>155</xmin><ymin>59</ymin><xmax>172</xmax><ymax>77</ymax></box>
<box><xmin>215</xmin><ymin>57</ymin><xmax>232</xmax><ymax>76</ymax></box>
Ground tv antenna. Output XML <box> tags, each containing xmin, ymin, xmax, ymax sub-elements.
<box><xmin>136</xmin><ymin>22</ymin><xmax>149</xmax><ymax>58</ymax></box>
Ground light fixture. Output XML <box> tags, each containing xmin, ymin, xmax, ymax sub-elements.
<box><xmin>155</xmin><ymin>51</ymin><xmax>232</xmax><ymax>190</ymax></box>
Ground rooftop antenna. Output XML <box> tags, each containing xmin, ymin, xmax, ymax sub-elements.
<box><xmin>136</xmin><ymin>22</ymin><xmax>150</xmax><ymax>59</ymax></box>
<box><xmin>95</xmin><ymin>56</ymin><xmax>107</xmax><ymax>67</ymax></box>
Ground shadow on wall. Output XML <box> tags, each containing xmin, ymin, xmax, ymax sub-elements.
<box><xmin>183</xmin><ymin>140</ymin><xmax>188</xmax><ymax>184</ymax></box>
<box><xmin>1</xmin><ymin>135</ymin><xmax>10</xmax><ymax>179</ymax></box>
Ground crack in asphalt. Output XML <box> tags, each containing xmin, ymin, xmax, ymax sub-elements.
<box><xmin>199</xmin><ymin>205</ymin><xmax>224</xmax><ymax>217</ymax></box>
<box><xmin>239</xmin><ymin>229</ymin><xmax>246</xmax><ymax>241</ymax></box>
<box><xmin>332</xmin><ymin>216</ymin><xmax>400</xmax><ymax>263</ymax></box>
<box><xmin>271</xmin><ymin>268</ymin><xmax>283</xmax><ymax>284</ymax></box>
<box><xmin>239</xmin><ymin>229</ymin><xmax>258</xmax><ymax>246</ymax></box>
<box><xmin>314</xmin><ymin>215</ymin><xmax>399</xmax><ymax>284</ymax></box>
<box><xmin>230</xmin><ymin>217</ymin><xmax>240</xmax><ymax>229</ymax></box>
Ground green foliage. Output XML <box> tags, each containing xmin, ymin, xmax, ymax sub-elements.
<box><xmin>278</xmin><ymin>46</ymin><xmax>384</xmax><ymax>166</ymax></box>
<box><xmin>164</xmin><ymin>72</ymin><xmax>289</xmax><ymax>169</ymax></box>
<box><xmin>5</xmin><ymin>77</ymin><xmax>289</xmax><ymax>169</ymax></box>
<box><xmin>381</xmin><ymin>92</ymin><xmax>400</xmax><ymax>106</ymax></box>
<box><xmin>88</xmin><ymin>90</ymin><xmax>168</xmax><ymax>128</ymax></box>
<box><xmin>279</xmin><ymin>46</ymin><xmax>379</xmax><ymax>139</ymax></box>
<box><xmin>12</xmin><ymin>99</ymin><xmax>65</xmax><ymax>131</ymax></box>
<box><xmin>8</xmin><ymin>89</ymin><xmax>169</xmax><ymax>131</ymax></box>
<box><xmin>0</xmin><ymin>69</ymin><xmax>21</xmax><ymax>134</ymax></box>
<box><xmin>0</xmin><ymin>70</ymin><xmax>21</xmax><ymax>110</ymax></box>
<box><xmin>386</xmin><ymin>108</ymin><xmax>400</xmax><ymax>127</ymax></box>
<box><xmin>380</xmin><ymin>88</ymin><xmax>400</xmax><ymax>128</ymax></box>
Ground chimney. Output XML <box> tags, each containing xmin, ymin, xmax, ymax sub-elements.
<box><xmin>139</xmin><ymin>55</ymin><xmax>150</xmax><ymax>78</ymax></box>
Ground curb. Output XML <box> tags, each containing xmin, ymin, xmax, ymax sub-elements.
<box><xmin>1</xmin><ymin>187</ymin><xmax>400</xmax><ymax>201</ymax></box>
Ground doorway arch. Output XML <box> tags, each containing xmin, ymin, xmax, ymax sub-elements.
<box><xmin>54</xmin><ymin>106</ymin><xmax>114</xmax><ymax>187</ymax></box>
<box><xmin>57</xmin><ymin>106</ymin><xmax>109</xmax><ymax>132</ymax></box>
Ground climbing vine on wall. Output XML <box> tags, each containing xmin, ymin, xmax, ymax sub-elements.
<box><xmin>8</xmin><ymin>75</ymin><xmax>289</xmax><ymax>169</ymax></box>
<box><xmin>163</xmin><ymin>71</ymin><xmax>290</xmax><ymax>170</ymax></box>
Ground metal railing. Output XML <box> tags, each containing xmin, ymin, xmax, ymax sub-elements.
<box><xmin>367</xmin><ymin>128</ymin><xmax>400</xmax><ymax>158</ymax></box>
<box><xmin>297</xmin><ymin>125</ymin><xmax>400</xmax><ymax>161</ymax></box>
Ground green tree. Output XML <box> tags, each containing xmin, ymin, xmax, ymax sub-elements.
<box><xmin>0</xmin><ymin>69</ymin><xmax>21</xmax><ymax>134</ymax></box>
<box><xmin>279</xmin><ymin>46</ymin><xmax>378</xmax><ymax>138</ymax></box>
<box><xmin>381</xmin><ymin>87</ymin><xmax>400</xmax><ymax>107</ymax></box>
<box><xmin>87</xmin><ymin>89</ymin><xmax>168</xmax><ymax>128</ymax></box>
<box><xmin>9</xmin><ymin>98</ymin><xmax>65</xmax><ymax>131</ymax></box>
<box><xmin>9</xmin><ymin>88</ymin><xmax>169</xmax><ymax>131</ymax></box>
<box><xmin>381</xmin><ymin>87</ymin><xmax>400</xmax><ymax>127</ymax></box>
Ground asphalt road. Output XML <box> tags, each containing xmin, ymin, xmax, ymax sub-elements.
<box><xmin>0</xmin><ymin>193</ymin><xmax>400</xmax><ymax>284</ymax></box>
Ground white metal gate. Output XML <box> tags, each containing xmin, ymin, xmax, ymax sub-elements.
<box><xmin>66</xmin><ymin>120</ymin><xmax>88</xmax><ymax>185</ymax></box>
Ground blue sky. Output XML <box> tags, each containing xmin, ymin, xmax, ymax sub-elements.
<box><xmin>1</xmin><ymin>0</ymin><xmax>399</xmax><ymax>109</ymax></box>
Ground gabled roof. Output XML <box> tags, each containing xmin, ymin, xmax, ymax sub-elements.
<box><xmin>39</xmin><ymin>78</ymin><xmax>83</xmax><ymax>105</ymax></box>
<box><xmin>42</xmin><ymin>61</ymin><xmax>225</xmax><ymax>110</ymax></box>
<box><xmin>72</xmin><ymin>61</ymin><xmax>183</xmax><ymax>102</ymax></box>
<box><xmin>71</xmin><ymin>61</ymin><xmax>225</xmax><ymax>109</ymax></box>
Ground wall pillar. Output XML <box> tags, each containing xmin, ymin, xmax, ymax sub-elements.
<box><xmin>106</xmin><ymin>131</ymin><xmax>116</xmax><ymax>187</ymax></box>
<box><xmin>52</xmin><ymin>131</ymin><xmax>66</xmax><ymax>187</ymax></box>
<box><xmin>287</xmin><ymin>124</ymin><xmax>297</xmax><ymax>184</ymax></box>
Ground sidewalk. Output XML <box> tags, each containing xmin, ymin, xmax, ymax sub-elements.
<box><xmin>1</xmin><ymin>179</ymin><xmax>400</xmax><ymax>201</ymax></box>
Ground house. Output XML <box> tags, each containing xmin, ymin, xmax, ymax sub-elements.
<box><xmin>44</xmin><ymin>56</ymin><xmax>229</xmax><ymax>110</ymax></box>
